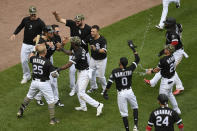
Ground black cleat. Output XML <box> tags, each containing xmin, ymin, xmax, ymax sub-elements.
<box><xmin>50</xmin><ymin>117</ymin><xmax>60</xmax><ymax>125</ymax></box>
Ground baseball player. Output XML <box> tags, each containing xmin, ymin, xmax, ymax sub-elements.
<box><xmin>34</xmin><ymin>25</ymin><xmax>64</xmax><ymax>107</ymax></box>
<box><xmin>156</xmin><ymin>0</ymin><xmax>180</xmax><ymax>29</ymax></box>
<box><xmin>103</xmin><ymin>40</ymin><xmax>140</xmax><ymax>131</ymax></box>
<box><xmin>52</xmin><ymin>11</ymin><xmax>91</xmax><ymax>96</ymax></box>
<box><xmin>145</xmin><ymin>17</ymin><xmax>188</xmax><ymax>95</ymax></box>
<box><xmin>146</xmin><ymin>94</ymin><xmax>184</xmax><ymax>131</ymax></box>
<box><xmin>54</xmin><ymin>36</ymin><xmax>104</xmax><ymax>116</ymax></box>
<box><xmin>86</xmin><ymin>25</ymin><xmax>108</xmax><ymax>95</ymax></box>
<box><xmin>10</xmin><ymin>6</ymin><xmax>45</xmax><ymax>84</ymax></box>
<box><xmin>17</xmin><ymin>44</ymin><xmax>59</xmax><ymax>125</ymax></box>
<box><xmin>145</xmin><ymin>45</ymin><xmax>181</xmax><ymax>114</ymax></box>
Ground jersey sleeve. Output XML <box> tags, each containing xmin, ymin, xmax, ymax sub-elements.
<box><xmin>148</xmin><ymin>112</ymin><xmax>155</xmax><ymax>127</ymax></box>
<box><xmin>158</xmin><ymin>58</ymin><xmax>164</xmax><ymax>69</ymax></box>
<box><xmin>100</xmin><ymin>38</ymin><xmax>107</xmax><ymax>52</ymax></box>
<box><xmin>39</xmin><ymin>19</ymin><xmax>46</xmax><ymax>32</ymax></box>
<box><xmin>108</xmin><ymin>70</ymin><xmax>115</xmax><ymax>83</ymax></box>
<box><xmin>13</xmin><ymin>17</ymin><xmax>26</xmax><ymax>35</ymax></box>
<box><xmin>47</xmin><ymin>61</ymin><xmax>56</xmax><ymax>73</ymax></box>
<box><xmin>66</xmin><ymin>20</ymin><xmax>75</xmax><ymax>27</ymax></box>
<box><xmin>29</xmin><ymin>56</ymin><xmax>34</xmax><ymax>63</ymax></box>
<box><xmin>173</xmin><ymin>111</ymin><xmax>182</xmax><ymax>125</ymax></box>
<box><xmin>128</xmin><ymin>53</ymin><xmax>140</xmax><ymax>71</ymax></box>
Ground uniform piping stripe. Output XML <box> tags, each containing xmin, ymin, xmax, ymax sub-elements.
<box><xmin>108</xmin><ymin>79</ymin><xmax>113</xmax><ymax>83</ymax></box>
<box><xmin>133</xmin><ymin>62</ymin><xmax>137</xmax><ymax>67</ymax></box>
<box><xmin>172</xmin><ymin>39</ymin><xmax>178</xmax><ymax>42</ymax></box>
<box><xmin>176</xmin><ymin>119</ymin><xmax>182</xmax><ymax>124</ymax></box>
<box><xmin>148</xmin><ymin>121</ymin><xmax>154</xmax><ymax>126</ymax></box>
<box><xmin>102</xmin><ymin>48</ymin><xmax>107</xmax><ymax>52</ymax></box>
<box><xmin>69</xmin><ymin>60</ymin><xmax>76</xmax><ymax>64</ymax></box>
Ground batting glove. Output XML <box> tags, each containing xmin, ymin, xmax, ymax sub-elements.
<box><xmin>128</xmin><ymin>40</ymin><xmax>137</xmax><ymax>52</ymax></box>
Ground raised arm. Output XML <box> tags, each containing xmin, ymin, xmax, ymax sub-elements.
<box><xmin>10</xmin><ymin>18</ymin><xmax>25</xmax><ymax>40</ymax></box>
<box><xmin>52</xmin><ymin>11</ymin><xmax>66</xmax><ymax>24</ymax></box>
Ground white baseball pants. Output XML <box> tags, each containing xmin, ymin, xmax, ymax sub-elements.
<box><xmin>89</xmin><ymin>57</ymin><xmax>107</xmax><ymax>90</ymax></box>
<box><xmin>69</xmin><ymin>53</ymin><xmax>90</xmax><ymax>91</ymax></box>
<box><xmin>158</xmin><ymin>0</ymin><xmax>180</xmax><ymax>28</ymax></box>
<box><xmin>159</xmin><ymin>76</ymin><xmax>181</xmax><ymax>114</ymax></box>
<box><xmin>27</xmin><ymin>80</ymin><xmax>55</xmax><ymax>104</ymax></box>
<box><xmin>76</xmin><ymin>69</ymin><xmax>99</xmax><ymax>108</ymax></box>
<box><xmin>21</xmin><ymin>43</ymin><xmax>35</xmax><ymax>79</ymax></box>
<box><xmin>117</xmin><ymin>88</ymin><xmax>138</xmax><ymax>117</ymax></box>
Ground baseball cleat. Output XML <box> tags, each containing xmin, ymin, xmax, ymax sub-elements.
<box><xmin>96</xmin><ymin>103</ymin><xmax>104</xmax><ymax>116</ymax></box>
<box><xmin>173</xmin><ymin>89</ymin><xmax>184</xmax><ymax>95</ymax></box>
<box><xmin>155</xmin><ymin>25</ymin><xmax>164</xmax><ymax>30</ymax></box>
<box><xmin>55</xmin><ymin>100</ymin><xmax>64</xmax><ymax>107</ymax></box>
<box><xmin>49</xmin><ymin>117</ymin><xmax>60</xmax><ymax>125</ymax></box>
<box><xmin>133</xmin><ymin>125</ymin><xmax>138</xmax><ymax>131</ymax></box>
<box><xmin>75</xmin><ymin>106</ymin><xmax>87</xmax><ymax>112</ymax></box>
<box><xmin>21</xmin><ymin>77</ymin><xmax>31</xmax><ymax>84</ymax></box>
<box><xmin>100</xmin><ymin>89</ymin><xmax>105</xmax><ymax>95</ymax></box>
<box><xmin>144</xmin><ymin>78</ymin><xmax>151</xmax><ymax>86</ymax></box>
<box><xmin>17</xmin><ymin>107</ymin><xmax>24</xmax><ymax>118</ymax></box>
<box><xmin>69</xmin><ymin>89</ymin><xmax>76</xmax><ymax>96</ymax></box>
<box><xmin>37</xmin><ymin>100</ymin><xmax>44</xmax><ymax>106</ymax></box>
<box><xmin>87</xmin><ymin>88</ymin><xmax>97</xmax><ymax>93</ymax></box>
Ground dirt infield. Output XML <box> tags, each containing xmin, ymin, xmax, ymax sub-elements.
<box><xmin>0</xmin><ymin>0</ymin><xmax>161</xmax><ymax>71</ymax></box>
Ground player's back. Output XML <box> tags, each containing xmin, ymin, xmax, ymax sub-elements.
<box><xmin>150</xmin><ymin>107</ymin><xmax>179</xmax><ymax>131</ymax></box>
<box><xmin>112</xmin><ymin>67</ymin><xmax>133</xmax><ymax>91</ymax></box>
<box><xmin>30</xmin><ymin>56</ymin><xmax>54</xmax><ymax>81</ymax></box>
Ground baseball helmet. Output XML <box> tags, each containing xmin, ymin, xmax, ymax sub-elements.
<box><xmin>70</xmin><ymin>36</ymin><xmax>81</xmax><ymax>46</ymax></box>
<box><xmin>164</xmin><ymin>17</ymin><xmax>176</xmax><ymax>29</ymax></box>
<box><xmin>43</xmin><ymin>25</ymin><xmax>54</xmax><ymax>33</ymax></box>
<box><xmin>74</xmin><ymin>14</ymin><xmax>85</xmax><ymax>21</ymax></box>
<box><xmin>157</xmin><ymin>94</ymin><xmax>168</xmax><ymax>105</ymax></box>
<box><xmin>29</xmin><ymin>6</ymin><xmax>37</xmax><ymax>15</ymax></box>
<box><xmin>165</xmin><ymin>44</ymin><xmax>175</xmax><ymax>54</ymax></box>
<box><xmin>120</xmin><ymin>57</ymin><xmax>128</xmax><ymax>68</ymax></box>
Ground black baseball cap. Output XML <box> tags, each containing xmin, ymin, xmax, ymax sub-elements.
<box><xmin>120</xmin><ymin>57</ymin><xmax>128</xmax><ymax>68</ymax></box>
<box><xmin>163</xmin><ymin>17</ymin><xmax>176</xmax><ymax>25</ymax></box>
<box><xmin>157</xmin><ymin>94</ymin><xmax>168</xmax><ymax>105</ymax></box>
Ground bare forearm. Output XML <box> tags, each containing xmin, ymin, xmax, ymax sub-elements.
<box><xmin>60</xmin><ymin>48</ymin><xmax>73</xmax><ymax>55</ymax></box>
<box><xmin>58</xmin><ymin>62</ymin><xmax>73</xmax><ymax>71</ymax></box>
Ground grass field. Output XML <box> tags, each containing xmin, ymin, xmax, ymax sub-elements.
<box><xmin>0</xmin><ymin>0</ymin><xmax>197</xmax><ymax>130</ymax></box>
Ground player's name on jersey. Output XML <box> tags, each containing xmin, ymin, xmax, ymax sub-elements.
<box><xmin>33</xmin><ymin>58</ymin><xmax>45</xmax><ymax>65</ymax></box>
<box><xmin>167</xmin><ymin>57</ymin><xmax>175</xmax><ymax>64</ymax></box>
<box><xmin>154</xmin><ymin>109</ymin><xmax>172</xmax><ymax>116</ymax></box>
<box><xmin>114</xmin><ymin>70</ymin><xmax>132</xmax><ymax>78</ymax></box>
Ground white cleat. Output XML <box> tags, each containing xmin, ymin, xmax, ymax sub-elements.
<box><xmin>133</xmin><ymin>125</ymin><xmax>138</xmax><ymax>131</ymax></box>
<box><xmin>96</xmin><ymin>103</ymin><xmax>104</xmax><ymax>116</ymax></box>
<box><xmin>155</xmin><ymin>25</ymin><xmax>164</xmax><ymax>30</ymax></box>
<box><xmin>75</xmin><ymin>107</ymin><xmax>87</xmax><ymax>112</ymax></box>
<box><xmin>101</xmin><ymin>90</ymin><xmax>105</xmax><ymax>95</ymax></box>
<box><xmin>69</xmin><ymin>89</ymin><xmax>76</xmax><ymax>96</ymax></box>
<box><xmin>21</xmin><ymin>77</ymin><xmax>31</xmax><ymax>84</ymax></box>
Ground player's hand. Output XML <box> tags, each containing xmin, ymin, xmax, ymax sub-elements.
<box><xmin>146</xmin><ymin>68</ymin><xmax>153</xmax><ymax>75</ymax></box>
<box><xmin>128</xmin><ymin>40</ymin><xmax>137</xmax><ymax>51</ymax></box>
<box><xmin>56</xmin><ymin>43</ymin><xmax>62</xmax><ymax>51</ymax></box>
<box><xmin>51</xmin><ymin>70</ymin><xmax>59</xmax><ymax>78</ymax></box>
<box><xmin>10</xmin><ymin>34</ymin><xmax>16</xmax><ymax>40</ymax></box>
<box><xmin>90</xmin><ymin>45</ymin><xmax>96</xmax><ymax>51</ymax></box>
<box><xmin>103</xmin><ymin>90</ymin><xmax>109</xmax><ymax>100</ymax></box>
<box><xmin>52</xmin><ymin>11</ymin><xmax>58</xmax><ymax>16</ymax></box>
<box><xmin>62</xmin><ymin>36</ymin><xmax>70</xmax><ymax>46</ymax></box>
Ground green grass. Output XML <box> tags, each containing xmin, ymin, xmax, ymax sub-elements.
<box><xmin>1</xmin><ymin>0</ymin><xmax>197</xmax><ymax>130</ymax></box>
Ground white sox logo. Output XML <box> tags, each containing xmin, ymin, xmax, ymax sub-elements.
<box><xmin>79</xmin><ymin>29</ymin><xmax>81</xmax><ymax>35</ymax></box>
<box><xmin>95</xmin><ymin>43</ymin><xmax>100</xmax><ymax>49</ymax></box>
<box><xmin>29</xmin><ymin>25</ymin><xmax>32</xmax><ymax>30</ymax></box>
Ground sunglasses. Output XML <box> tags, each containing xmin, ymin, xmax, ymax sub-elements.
<box><xmin>30</xmin><ymin>14</ymin><xmax>36</xmax><ymax>17</ymax></box>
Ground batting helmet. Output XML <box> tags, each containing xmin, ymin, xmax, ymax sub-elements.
<box><xmin>70</xmin><ymin>36</ymin><xmax>81</xmax><ymax>46</ymax></box>
<box><xmin>29</xmin><ymin>6</ymin><xmax>37</xmax><ymax>15</ymax></box>
<box><xmin>164</xmin><ymin>17</ymin><xmax>176</xmax><ymax>29</ymax></box>
<box><xmin>165</xmin><ymin>44</ymin><xmax>175</xmax><ymax>54</ymax></box>
<box><xmin>43</xmin><ymin>25</ymin><xmax>54</xmax><ymax>33</ymax></box>
<box><xmin>157</xmin><ymin>94</ymin><xmax>168</xmax><ymax>105</ymax></box>
<box><xmin>120</xmin><ymin>57</ymin><xmax>128</xmax><ymax>68</ymax></box>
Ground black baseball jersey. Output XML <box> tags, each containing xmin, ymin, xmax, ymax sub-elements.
<box><xmin>38</xmin><ymin>35</ymin><xmax>58</xmax><ymax>59</ymax></box>
<box><xmin>147</xmin><ymin>107</ymin><xmax>182</xmax><ymax>131</ymax></box>
<box><xmin>13</xmin><ymin>16</ymin><xmax>45</xmax><ymax>45</ymax></box>
<box><xmin>87</xmin><ymin>35</ymin><xmax>107</xmax><ymax>60</ymax></box>
<box><xmin>158</xmin><ymin>55</ymin><xmax>176</xmax><ymax>79</ymax></box>
<box><xmin>108</xmin><ymin>54</ymin><xmax>140</xmax><ymax>91</ymax></box>
<box><xmin>70</xmin><ymin>47</ymin><xmax>89</xmax><ymax>70</ymax></box>
<box><xmin>30</xmin><ymin>56</ymin><xmax>56</xmax><ymax>81</ymax></box>
<box><xmin>166</xmin><ymin>24</ymin><xmax>183</xmax><ymax>50</ymax></box>
<box><xmin>66</xmin><ymin>20</ymin><xmax>91</xmax><ymax>52</ymax></box>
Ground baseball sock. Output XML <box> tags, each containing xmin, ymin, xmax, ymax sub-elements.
<box><xmin>133</xmin><ymin>109</ymin><xmax>138</xmax><ymax>127</ymax></box>
<box><xmin>48</xmin><ymin>103</ymin><xmax>55</xmax><ymax>119</ymax></box>
<box><xmin>21</xmin><ymin>97</ymin><xmax>31</xmax><ymax>109</ymax></box>
<box><xmin>122</xmin><ymin>117</ymin><xmax>129</xmax><ymax>131</ymax></box>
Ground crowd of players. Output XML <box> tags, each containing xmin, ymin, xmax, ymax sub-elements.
<box><xmin>10</xmin><ymin>5</ymin><xmax>187</xmax><ymax>131</ymax></box>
